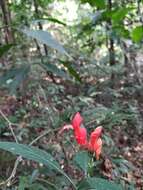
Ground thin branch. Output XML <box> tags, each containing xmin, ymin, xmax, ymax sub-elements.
<box><xmin>29</xmin><ymin>129</ymin><xmax>51</xmax><ymax>145</ymax></box>
<box><xmin>0</xmin><ymin>156</ymin><xmax>23</xmax><ymax>186</ymax></box>
<box><xmin>0</xmin><ymin>109</ymin><xmax>18</xmax><ymax>143</ymax></box>
<box><xmin>37</xmin><ymin>178</ymin><xmax>58</xmax><ymax>190</ymax></box>
<box><xmin>0</xmin><ymin>109</ymin><xmax>19</xmax><ymax>186</ymax></box>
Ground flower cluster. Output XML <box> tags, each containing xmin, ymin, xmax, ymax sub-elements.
<box><xmin>60</xmin><ymin>112</ymin><xmax>102</xmax><ymax>160</ymax></box>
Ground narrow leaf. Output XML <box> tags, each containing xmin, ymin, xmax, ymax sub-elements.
<box><xmin>31</xmin><ymin>18</ymin><xmax>67</xmax><ymax>26</ymax></box>
<box><xmin>45</xmin><ymin>17</ymin><xmax>67</xmax><ymax>26</ymax></box>
<box><xmin>18</xmin><ymin>176</ymin><xmax>29</xmax><ymax>190</ymax></box>
<box><xmin>59</xmin><ymin>60</ymin><xmax>81</xmax><ymax>82</ymax></box>
<box><xmin>78</xmin><ymin>177</ymin><xmax>123</xmax><ymax>190</ymax></box>
<box><xmin>0</xmin><ymin>142</ymin><xmax>76</xmax><ymax>189</ymax></box>
<box><xmin>22</xmin><ymin>28</ymin><xmax>67</xmax><ymax>55</ymax></box>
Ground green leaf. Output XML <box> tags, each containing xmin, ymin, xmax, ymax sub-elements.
<box><xmin>78</xmin><ymin>177</ymin><xmax>123</xmax><ymax>190</ymax></box>
<box><xmin>94</xmin><ymin>0</ymin><xmax>106</xmax><ymax>9</ymax></box>
<box><xmin>131</xmin><ymin>26</ymin><xmax>143</xmax><ymax>43</ymax></box>
<box><xmin>46</xmin><ymin>17</ymin><xmax>67</xmax><ymax>26</ymax></box>
<box><xmin>18</xmin><ymin>176</ymin><xmax>29</xmax><ymax>190</ymax></box>
<box><xmin>59</xmin><ymin>60</ymin><xmax>81</xmax><ymax>82</ymax></box>
<box><xmin>29</xmin><ymin>169</ymin><xmax>39</xmax><ymax>184</ymax></box>
<box><xmin>31</xmin><ymin>18</ymin><xmax>67</xmax><ymax>26</ymax></box>
<box><xmin>81</xmin><ymin>0</ymin><xmax>106</xmax><ymax>9</ymax></box>
<box><xmin>0</xmin><ymin>44</ymin><xmax>13</xmax><ymax>58</ymax></box>
<box><xmin>112</xmin><ymin>25</ymin><xmax>129</xmax><ymax>38</ymax></box>
<box><xmin>111</xmin><ymin>7</ymin><xmax>132</xmax><ymax>23</ymax></box>
<box><xmin>0</xmin><ymin>142</ymin><xmax>76</xmax><ymax>189</ymax></box>
<box><xmin>74</xmin><ymin>151</ymin><xmax>91</xmax><ymax>175</ymax></box>
<box><xmin>22</xmin><ymin>28</ymin><xmax>68</xmax><ymax>55</ymax></box>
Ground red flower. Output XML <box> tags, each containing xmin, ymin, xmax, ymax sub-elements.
<box><xmin>59</xmin><ymin>112</ymin><xmax>103</xmax><ymax>159</ymax></box>
<box><xmin>74</xmin><ymin>127</ymin><xmax>87</xmax><ymax>145</ymax></box>
<box><xmin>72</xmin><ymin>112</ymin><xmax>83</xmax><ymax>131</ymax></box>
<box><xmin>72</xmin><ymin>112</ymin><xmax>87</xmax><ymax>146</ymax></box>
<box><xmin>88</xmin><ymin>126</ymin><xmax>103</xmax><ymax>160</ymax></box>
<box><xmin>94</xmin><ymin>138</ymin><xmax>102</xmax><ymax>160</ymax></box>
<box><xmin>72</xmin><ymin>113</ymin><xmax>102</xmax><ymax>159</ymax></box>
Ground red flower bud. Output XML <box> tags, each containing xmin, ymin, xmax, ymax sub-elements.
<box><xmin>72</xmin><ymin>112</ymin><xmax>87</xmax><ymax>146</ymax></box>
<box><xmin>74</xmin><ymin>127</ymin><xmax>87</xmax><ymax>146</ymax></box>
<box><xmin>89</xmin><ymin>126</ymin><xmax>102</xmax><ymax>147</ymax></box>
<box><xmin>93</xmin><ymin>138</ymin><xmax>102</xmax><ymax>160</ymax></box>
<box><xmin>88</xmin><ymin>126</ymin><xmax>102</xmax><ymax>159</ymax></box>
<box><xmin>72</xmin><ymin>112</ymin><xmax>83</xmax><ymax>132</ymax></box>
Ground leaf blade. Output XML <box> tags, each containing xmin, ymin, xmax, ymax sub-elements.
<box><xmin>78</xmin><ymin>177</ymin><xmax>123</xmax><ymax>190</ymax></box>
<box><xmin>131</xmin><ymin>26</ymin><xmax>143</xmax><ymax>43</ymax></box>
<box><xmin>0</xmin><ymin>142</ymin><xmax>76</xmax><ymax>189</ymax></box>
<box><xmin>74</xmin><ymin>151</ymin><xmax>91</xmax><ymax>175</ymax></box>
<box><xmin>59</xmin><ymin>60</ymin><xmax>81</xmax><ymax>82</ymax></box>
<box><xmin>22</xmin><ymin>28</ymin><xmax>67</xmax><ymax>55</ymax></box>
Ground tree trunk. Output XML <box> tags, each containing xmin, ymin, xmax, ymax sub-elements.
<box><xmin>107</xmin><ymin>0</ymin><xmax>116</xmax><ymax>87</ymax></box>
<box><xmin>33</xmin><ymin>0</ymin><xmax>48</xmax><ymax>55</ymax></box>
<box><xmin>108</xmin><ymin>0</ymin><xmax>115</xmax><ymax>66</ymax></box>
<box><xmin>0</xmin><ymin>0</ymin><xmax>14</xmax><ymax>44</ymax></box>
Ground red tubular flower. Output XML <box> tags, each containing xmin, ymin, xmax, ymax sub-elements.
<box><xmin>72</xmin><ymin>112</ymin><xmax>83</xmax><ymax>132</ymax></box>
<box><xmin>88</xmin><ymin>126</ymin><xmax>102</xmax><ymax>147</ymax></box>
<box><xmin>72</xmin><ymin>112</ymin><xmax>87</xmax><ymax>146</ymax></box>
<box><xmin>88</xmin><ymin>126</ymin><xmax>102</xmax><ymax>159</ymax></box>
<box><xmin>93</xmin><ymin>138</ymin><xmax>102</xmax><ymax>160</ymax></box>
<box><xmin>59</xmin><ymin>112</ymin><xmax>103</xmax><ymax>160</ymax></box>
<box><xmin>74</xmin><ymin>127</ymin><xmax>87</xmax><ymax>146</ymax></box>
<box><xmin>59</xmin><ymin>112</ymin><xmax>83</xmax><ymax>135</ymax></box>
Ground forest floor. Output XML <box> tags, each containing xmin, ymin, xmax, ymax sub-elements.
<box><xmin>0</xmin><ymin>77</ymin><xmax>143</xmax><ymax>189</ymax></box>
<box><xmin>112</xmin><ymin>128</ymin><xmax>143</xmax><ymax>189</ymax></box>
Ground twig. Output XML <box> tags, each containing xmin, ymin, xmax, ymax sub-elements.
<box><xmin>86</xmin><ymin>118</ymin><xmax>97</xmax><ymax>126</ymax></box>
<box><xmin>0</xmin><ymin>110</ymin><xmax>18</xmax><ymax>143</ymax></box>
<box><xmin>1</xmin><ymin>156</ymin><xmax>23</xmax><ymax>186</ymax></box>
<box><xmin>0</xmin><ymin>109</ymin><xmax>19</xmax><ymax>186</ymax></box>
<box><xmin>29</xmin><ymin>129</ymin><xmax>51</xmax><ymax>145</ymax></box>
<box><xmin>37</xmin><ymin>178</ymin><xmax>58</xmax><ymax>190</ymax></box>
